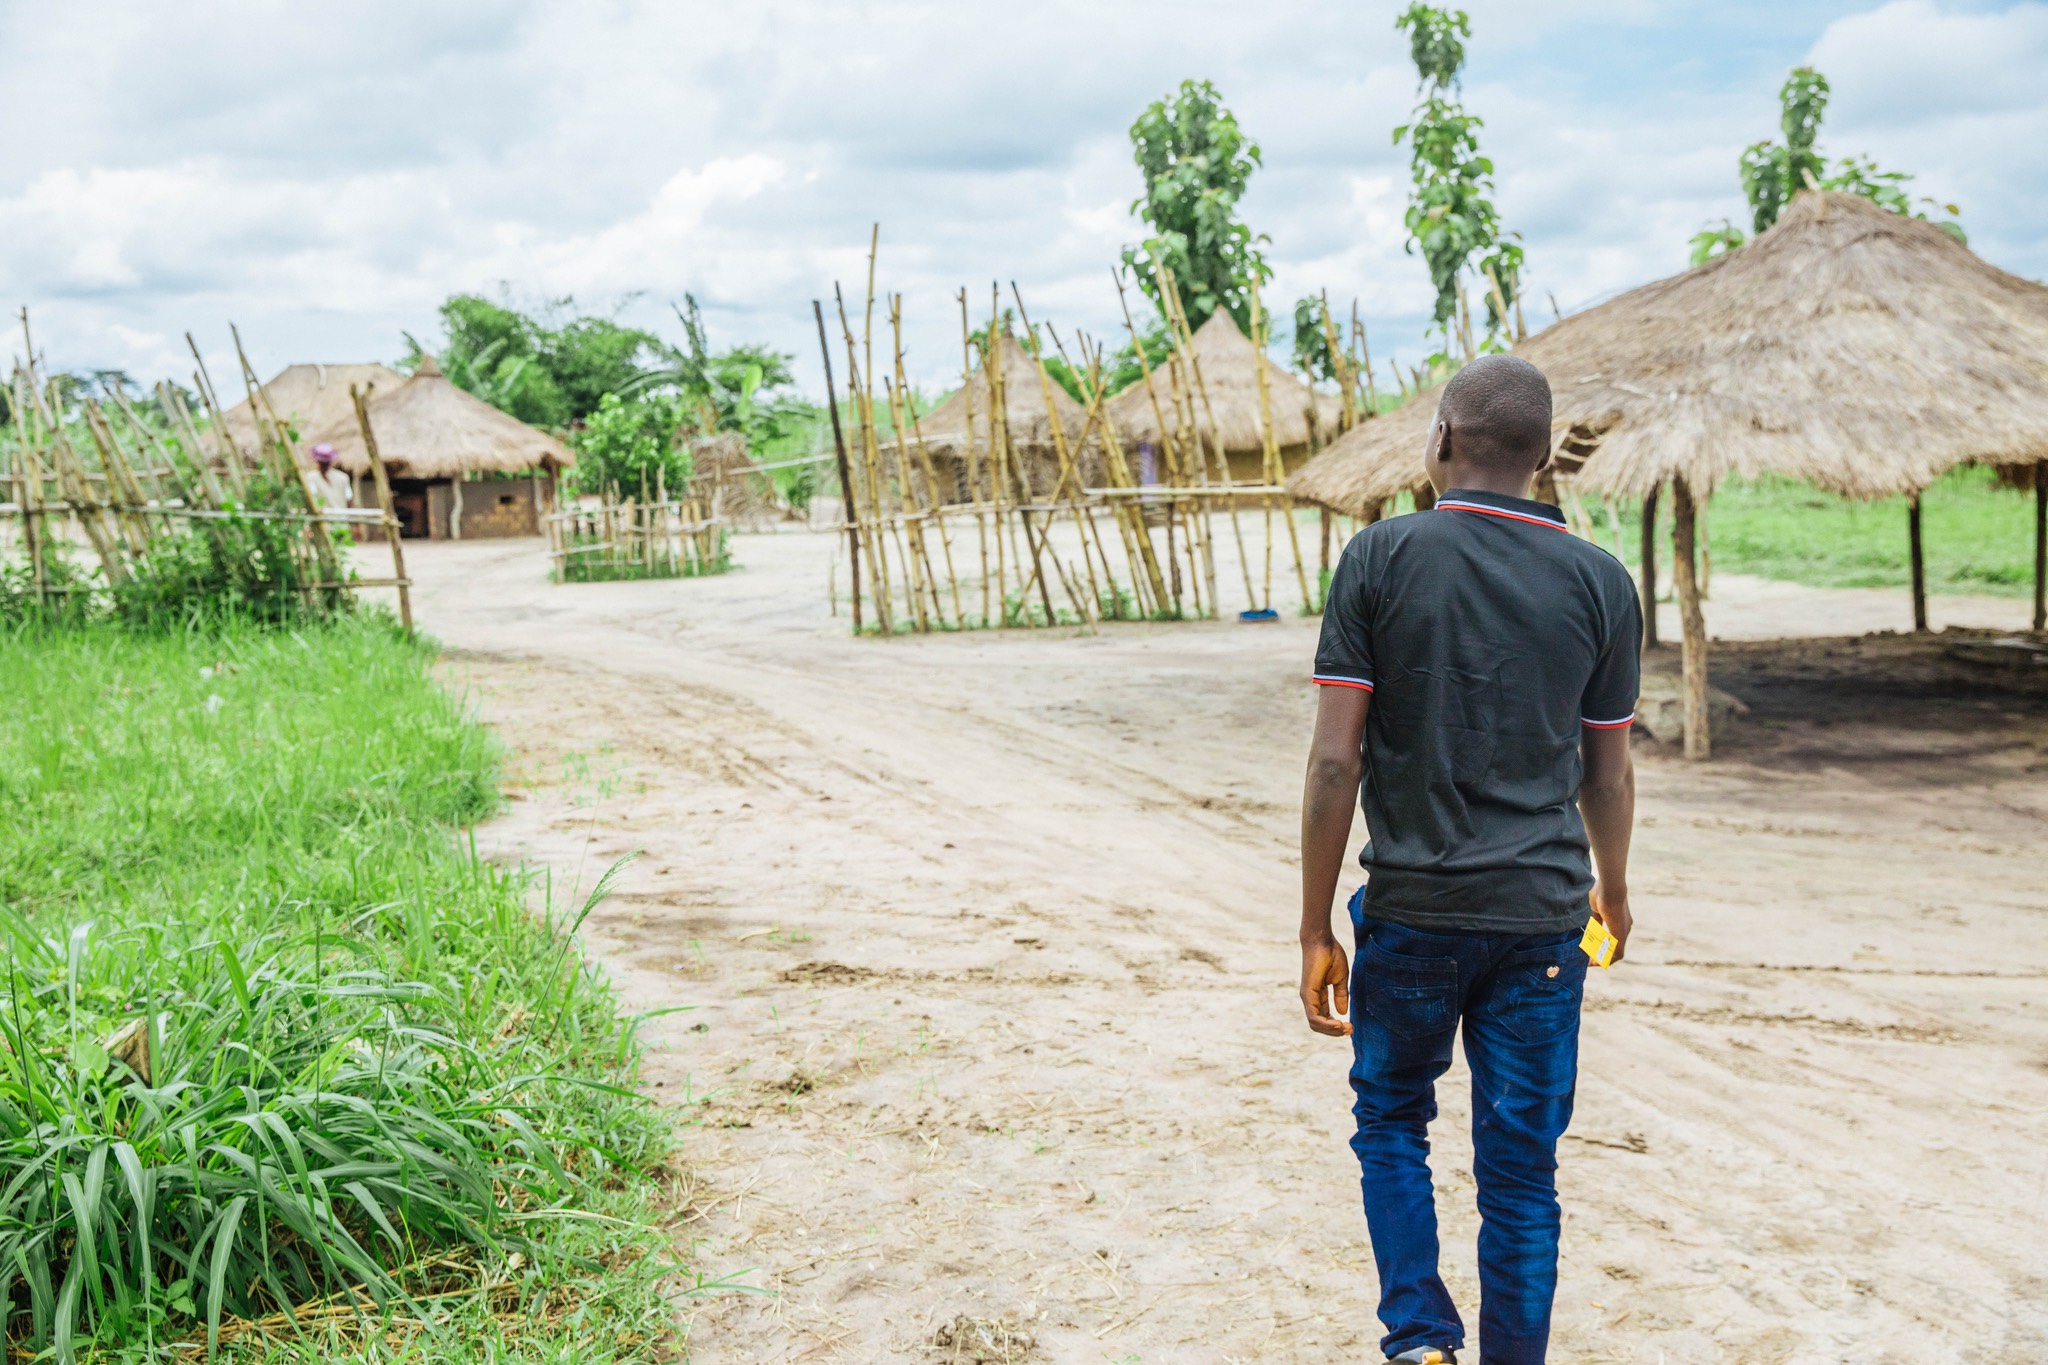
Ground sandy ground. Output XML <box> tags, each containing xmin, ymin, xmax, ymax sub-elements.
<box><xmin>387</xmin><ymin>526</ymin><xmax>2048</xmax><ymax>1365</ymax></box>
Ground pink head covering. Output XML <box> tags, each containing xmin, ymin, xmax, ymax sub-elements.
<box><xmin>311</xmin><ymin>443</ymin><xmax>337</xmax><ymax>466</ymax></box>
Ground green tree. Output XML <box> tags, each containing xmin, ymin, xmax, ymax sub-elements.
<box><xmin>1392</xmin><ymin>4</ymin><xmax>1524</xmax><ymax>351</ymax></box>
<box><xmin>569</xmin><ymin>392</ymin><xmax>690</xmax><ymax>497</ymax></box>
<box><xmin>405</xmin><ymin>294</ymin><xmax>666</xmax><ymax>428</ymax></box>
<box><xmin>626</xmin><ymin>295</ymin><xmax>820</xmax><ymax>452</ymax></box>
<box><xmin>1725</xmin><ymin>67</ymin><xmax>1964</xmax><ymax>246</ymax></box>
<box><xmin>1291</xmin><ymin>296</ymin><xmax>1338</xmax><ymax>383</ymax></box>
<box><xmin>1121</xmin><ymin>79</ymin><xmax>1271</xmax><ymax>331</ymax></box>
<box><xmin>1739</xmin><ymin>66</ymin><xmax>1830</xmax><ymax>234</ymax></box>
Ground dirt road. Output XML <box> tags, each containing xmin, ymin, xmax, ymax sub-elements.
<box><xmin>400</xmin><ymin>530</ymin><xmax>2048</xmax><ymax>1364</ymax></box>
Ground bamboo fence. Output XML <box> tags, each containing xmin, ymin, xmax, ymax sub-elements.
<box><xmin>813</xmin><ymin>234</ymin><xmax>1318</xmax><ymax>634</ymax></box>
<box><xmin>543</xmin><ymin>487</ymin><xmax>729</xmax><ymax>582</ymax></box>
<box><xmin>1</xmin><ymin>312</ymin><xmax>411</xmax><ymax>626</ymax></box>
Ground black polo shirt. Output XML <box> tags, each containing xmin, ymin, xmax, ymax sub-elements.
<box><xmin>1313</xmin><ymin>487</ymin><xmax>1641</xmax><ymax>934</ymax></box>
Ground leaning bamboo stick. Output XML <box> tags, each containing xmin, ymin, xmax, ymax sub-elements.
<box><xmin>834</xmin><ymin>285</ymin><xmax>892</xmax><ymax>633</ymax></box>
<box><xmin>893</xmin><ymin>300</ymin><xmax>964</xmax><ymax>627</ymax></box>
<box><xmin>1157</xmin><ymin>262</ymin><xmax>1254</xmax><ymax>612</ymax></box>
<box><xmin>1114</xmin><ymin>268</ymin><xmax>1194</xmax><ymax>618</ymax></box>
<box><xmin>959</xmin><ymin>289</ymin><xmax>993</xmax><ymax>626</ymax></box>
<box><xmin>350</xmin><ymin>382</ymin><xmax>412</xmax><ymax>632</ymax></box>
<box><xmin>1251</xmin><ymin>280</ymin><xmax>1312</xmax><ymax>612</ymax></box>
<box><xmin>1009</xmin><ymin>290</ymin><xmax>1101</xmax><ymax>625</ymax></box>
<box><xmin>19</xmin><ymin>313</ymin><xmax>128</xmax><ymax>586</ymax></box>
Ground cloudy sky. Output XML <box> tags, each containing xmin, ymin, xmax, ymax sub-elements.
<box><xmin>5</xmin><ymin>0</ymin><xmax>2046</xmax><ymax>396</ymax></box>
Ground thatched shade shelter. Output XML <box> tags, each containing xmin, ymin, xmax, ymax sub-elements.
<box><xmin>234</xmin><ymin>356</ymin><xmax>575</xmax><ymax>539</ymax></box>
<box><xmin>912</xmin><ymin>332</ymin><xmax>1097</xmax><ymax>502</ymax></box>
<box><xmin>1287</xmin><ymin>192</ymin><xmax>2048</xmax><ymax>758</ymax></box>
<box><xmin>1106</xmin><ymin>311</ymin><xmax>1340</xmax><ymax>484</ymax></box>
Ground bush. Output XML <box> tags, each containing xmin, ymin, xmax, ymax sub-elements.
<box><xmin>570</xmin><ymin>394</ymin><xmax>691</xmax><ymax>499</ymax></box>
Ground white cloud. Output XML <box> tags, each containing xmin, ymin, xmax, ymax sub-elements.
<box><xmin>4</xmin><ymin>0</ymin><xmax>2046</xmax><ymax>394</ymax></box>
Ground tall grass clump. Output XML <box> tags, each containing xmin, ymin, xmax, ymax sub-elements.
<box><xmin>0</xmin><ymin>616</ymin><xmax>674</xmax><ymax>1361</ymax></box>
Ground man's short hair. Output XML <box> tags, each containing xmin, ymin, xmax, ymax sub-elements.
<box><xmin>1437</xmin><ymin>355</ymin><xmax>1553</xmax><ymax>472</ymax></box>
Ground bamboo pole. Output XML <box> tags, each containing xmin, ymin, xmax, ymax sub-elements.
<box><xmin>959</xmin><ymin>289</ymin><xmax>993</xmax><ymax>627</ymax></box>
<box><xmin>231</xmin><ymin>325</ymin><xmax>343</xmax><ymax>597</ymax></box>
<box><xmin>19</xmin><ymin>313</ymin><xmax>128</xmax><ymax>587</ymax></box>
<box><xmin>1640</xmin><ymin>485</ymin><xmax>1661</xmax><ymax>649</ymax></box>
<box><xmin>1157</xmin><ymin>261</ymin><xmax>1254</xmax><ymax>612</ymax></box>
<box><xmin>160</xmin><ymin>383</ymin><xmax>229</xmax><ymax>506</ymax></box>
<box><xmin>812</xmin><ymin>300</ymin><xmax>863</xmax><ymax>634</ymax></box>
<box><xmin>1041</xmin><ymin>321</ymin><xmax>1143</xmax><ymax>615</ymax></box>
<box><xmin>79</xmin><ymin>403</ymin><xmax>152</xmax><ymax>556</ymax></box>
<box><xmin>1318</xmin><ymin>292</ymin><xmax>1355</xmax><ymax>436</ymax></box>
<box><xmin>1081</xmin><ymin>333</ymin><xmax>1168</xmax><ymax>616</ymax></box>
<box><xmin>1114</xmin><ymin>267</ymin><xmax>1193</xmax><ymax>618</ymax></box>
<box><xmin>1009</xmin><ymin>289</ymin><xmax>1102</xmax><ymax>625</ymax></box>
<box><xmin>985</xmin><ymin>321</ymin><xmax>1055</xmax><ymax>625</ymax></box>
<box><xmin>834</xmin><ymin>286</ymin><xmax>893</xmax><ymax>634</ymax></box>
<box><xmin>9</xmin><ymin>368</ymin><xmax>48</xmax><ymax>602</ymax></box>
<box><xmin>349</xmin><ymin>383</ymin><xmax>411</xmax><ymax>633</ymax></box>
<box><xmin>1353</xmin><ymin>305</ymin><xmax>1380</xmax><ymax>416</ymax></box>
<box><xmin>1672</xmin><ymin>475</ymin><xmax>1710</xmax><ymax>761</ymax></box>
<box><xmin>2034</xmin><ymin>463</ymin><xmax>2046</xmax><ymax>634</ymax></box>
<box><xmin>1250</xmin><ymin>280</ymin><xmax>1312</xmax><ymax>613</ymax></box>
<box><xmin>882</xmin><ymin>375</ymin><xmax>935</xmax><ymax>631</ymax></box>
<box><xmin>1908</xmin><ymin>494</ymin><xmax>1928</xmax><ymax>633</ymax></box>
<box><xmin>893</xmin><ymin>303</ymin><xmax>964</xmax><ymax>628</ymax></box>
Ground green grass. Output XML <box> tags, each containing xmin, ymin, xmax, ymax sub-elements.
<box><xmin>1581</xmin><ymin>465</ymin><xmax>2038</xmax><ymax>597</ymax></box>
<box><xmin>0</xmin><ymin>617</ymin><xmax>682</xmax><ymax>1362</ymax></box>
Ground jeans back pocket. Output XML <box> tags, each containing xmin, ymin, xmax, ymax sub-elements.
<box><xmin>1485</xmin><ymin>941</ymin><xmax>1587</xmax><ymax>1044</ymax></box>
<box><xmin>1357</xmin><ymin>936</ymin><xmax>1459</xmax><ymax>1040</ymax></box>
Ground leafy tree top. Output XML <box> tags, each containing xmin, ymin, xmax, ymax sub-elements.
<box><xmin>1698</xmin><ymin>65</ymin><xmax>1964</xmax><ymax>264</ymax></box>
<box><xmin>403</xmin><ymin>294</ymin><xmax>664</xmax><ymax>429</ymax></box>
<box><xmin>1739</xmin><ymin>66</ymin><xmax>1830</xmax><ymax>235</ymax></box>
<box><xmin>1393</xmin><ymin>5</ymin><xmax>1523</xmax><ymax>350</ymax></box>
<box><xmin>1121</xmin><ymin>79</ymin><xmax>1271</xmax><ymax>332</ymax></box>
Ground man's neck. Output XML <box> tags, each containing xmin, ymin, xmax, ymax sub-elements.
<box><xmin>1437</xmin><ymin>461</ymin><xmax>1538</xmax><ymax>501</ymax></box>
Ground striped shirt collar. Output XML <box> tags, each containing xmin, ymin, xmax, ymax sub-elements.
<box><xmin>1435</xmin><ymin>487</ymin><xmax>1568</xmax><ymax>530</ymax></box>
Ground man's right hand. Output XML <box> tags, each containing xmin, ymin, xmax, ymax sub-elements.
<box><xmin>1300</xmin><ymin>935</ymin><xmax>1353</xmax><ymax>1036</ymax></box>
<box><xmin>1591</xmin><ymin>882</ymin><xmax>1632</xmax><ymax>964</ymax></box>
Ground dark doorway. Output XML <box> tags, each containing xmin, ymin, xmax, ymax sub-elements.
<box><xmin>389</xmin><ymin>479</ymin><xmax>433</xmax><ymax>539</ymax></box>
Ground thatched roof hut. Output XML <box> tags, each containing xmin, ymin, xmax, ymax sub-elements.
<box><xmin>220</xmin><ymin>363</ymin><xmax>407</xmax><ymax>460</ymax></box>
<box><xmin>1288</xmin><ymin>191</ymin><xmax>2048</xmax><ymax>760</ymax></box>
<box><xmin>307</xmin><ymin>356</ymin><xmax>574</xmax><ymax>479</ymax></box>
<box><xmin>1105</xmin><ymin>311</ymin><xmax>1340</xmax><ymax>482</ymax></box>
<box><xmin>913</xmin><ymin>332</ymin><xmax>1096</xmax><ymax>500</ymax></box>
<box><xmin>1288</xmin><ymin>191</ymin><xmax>2048</xmax><ymax>516</ymax></box>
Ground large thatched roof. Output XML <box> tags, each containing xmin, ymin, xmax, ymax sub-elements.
<box><xmin>294</xmin><ymin>356</ymin><xmax>574</xmax><ymax>479</ymax></box>
<box><xmin>1287</xmin><ymin>191</ymin><xmax>2048</xmax><ymax>515</ymax></box>
<box><xmin>220</xmin><ymin>363</ymin><xmax>406</xmax><ymax>460</ymax></box>
<box><xmin>1106</xmin><ymin>311</ymin><xmax>1339</xmax><ymax>456</ymax></box>
<box><xmin>914</xmin><ymin>331</ymin><xmax>1089</xmax><ymax>461</ymax></box>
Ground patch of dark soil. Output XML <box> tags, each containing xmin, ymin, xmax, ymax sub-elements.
<box><xmin>1651</xmin><ymin>630</ymin><xmax>2048</xmax><ymax>779</ymax></box>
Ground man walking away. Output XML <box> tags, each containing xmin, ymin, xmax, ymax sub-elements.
<box><xmin>1297</xmin><ymin>355</ymin><xmax>1640</xmax><ymax>1365</ymax></box>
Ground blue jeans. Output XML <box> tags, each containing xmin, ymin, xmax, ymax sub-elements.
<box><xmin>1346</xmin><ymin>888</ymin><xmax>1586</xmax><ymax>1365</ymax></box>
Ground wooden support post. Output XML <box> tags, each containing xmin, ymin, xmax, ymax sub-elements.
<box><xmin>1320</xmin><ymin>507</ymin><xmax>1332</xmax><ymax>577</ymax></box>
<box><xmin>1908</xmin><ymin>494</ymin><xmax>1928</xmax><ymax>633</ymax></box>
<box><xmin>351</xmin><ymin>384</ymin><xmax>412</xmax><ymax>634</ymax></box>
<box><xmin>2034</xmin><ymin>463</ymin><xmax>2046</xmax><ymax>634</ymax></box>
<box><xmin>1672</xmin><ymin>475</ymin><xmax>1710</xmax><ymax>761</ymax></box>
<box><xmin>1640</xmin><ymin>485</ymin><xmax>1660</xmax><ymax>649</ymax></box>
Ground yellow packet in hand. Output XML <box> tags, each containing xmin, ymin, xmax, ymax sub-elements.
<box><xmin>1580</xmin><ymin>916</ymin><xmax>1617</xmax><ymax>969</ymax></box>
